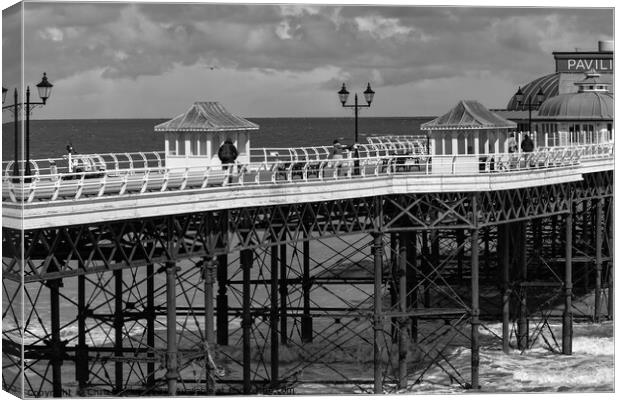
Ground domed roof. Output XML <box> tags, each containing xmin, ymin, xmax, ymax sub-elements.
<box><xmin>534</xmin><ymin>92</ymin><xmax>613</xmax><ymax>120</ymax></box>
<box><xmin>506</xmin><ymin>72</ymin><xmax>559</xmax><ymax>111</ymax></box>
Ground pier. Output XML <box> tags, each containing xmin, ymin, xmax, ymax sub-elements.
<box><xmin>1</xmin><ymin>137</ymin><xmax>613</xmax><ymax>396</ymax></box>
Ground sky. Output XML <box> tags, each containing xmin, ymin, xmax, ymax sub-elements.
<box><xmin>1</xmin><ymin>1</ymin><xmax>614</xmax><ymax>119</ymax></box>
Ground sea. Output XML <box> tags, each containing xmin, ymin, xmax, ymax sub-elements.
<box><xmin>1</xmin><ymin>117</ymin><xmax>615</xmax><ymax>396</ymax></box>
<box><xmin>1</xmin><ymin>117</ymin><xmax>433</xmax><ymax>161</ymax></box>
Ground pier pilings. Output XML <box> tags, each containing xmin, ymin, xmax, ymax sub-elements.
<box><xmin>1</xmin><ymin>170</ymin><xmax>613</xmax><ymax>396</ymax></box>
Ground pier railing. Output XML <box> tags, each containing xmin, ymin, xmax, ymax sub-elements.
<box><xmin>2</xmin><ymin>143</ymin><xmax>612</xmax><ymax>204</ymax></box>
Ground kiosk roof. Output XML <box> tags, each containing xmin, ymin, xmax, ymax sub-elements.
<box><xmin>422</xmin><ymin>100</ymin><xmax>517</xmax><ymax>131</ymax></box>
<box><xmin>155</xmin><ymin>102</ymin><xmax>259</xmax><ymax>132</ymax></box>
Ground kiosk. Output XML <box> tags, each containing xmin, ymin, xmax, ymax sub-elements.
<box><xmin>421</xmin><ymin>100</ymin><xmax>517</xmax><ymax>174</ymax></box>
<box><xmin>155</xmin><ymin>102</ymin><xmax>259</xmax><ymax>169</ymax></box>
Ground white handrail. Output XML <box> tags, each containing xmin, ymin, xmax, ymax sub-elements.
<box><xmin>3</xmin><ymin>143</ymin><xmax>612</xmax><ymax>204</ymax></box>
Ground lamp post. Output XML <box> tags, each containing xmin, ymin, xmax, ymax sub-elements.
<box><xmin>515</xmin><ymin>87</ymin><xmax>544</xmax><ymax>135</ymax></box>
<box><xmin>338</xmin><ymin>83</ymin><xmax>375</xmax><ymax>143</ymax></box>
<box><xmin>2</xmin><ymin>73</ymin><xmax>53</xmax><ymax>179</ymax></box>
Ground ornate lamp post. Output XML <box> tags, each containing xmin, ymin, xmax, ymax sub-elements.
<box><xmin>338</xmin><ymin>82</ymin><xmax>375</xmax><ymax>143</ymax></box>
<box><xmin>2</xmin><ymin>73</ymin><xmax>54</xmax><ymax>179</ymax></box>
<box><xmin>515</xmin><ymin>87</ymin><xmax>544</xmax><ymax>135</ymax></box>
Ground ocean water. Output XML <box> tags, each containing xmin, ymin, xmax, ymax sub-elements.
<box><xmin>1</xmin><ymin>116</ymin><xmax>433</xmax><ymax>161</ymax></box>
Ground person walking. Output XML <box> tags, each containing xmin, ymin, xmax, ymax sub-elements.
<box><xmin>329</xmin><ymin>140</ymin><xmax>344</xmax><ymax>172</ymax></box>
<box><xmin>521</xmin><ymin>134</ymin><xmax>535</xmax><ymax>168</ymax></box>
<box><xmin>218</xmin><ymin>139</ymin><xmax>238</xmax><ymax>183</ymax></box>
<box><xmin>506</xmin><ymin>134</ymin><xmax>517</xmax><ymax>153</ymax></box>
<box><xmin>520</xmin><ymin>134</ymin><xmax>534</xmax><ymax>152</ymax></box>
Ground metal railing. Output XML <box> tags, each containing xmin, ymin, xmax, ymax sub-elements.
<box><xmin>3</xmin><ymin>143</ymin><xmax>612</xmax><ymax>204</ymax></box>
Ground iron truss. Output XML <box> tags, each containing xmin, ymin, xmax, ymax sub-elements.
<box><xmin>2</xmin><ymin>170</ymin><xmax>613</xmax><ymax>396</ymax></box>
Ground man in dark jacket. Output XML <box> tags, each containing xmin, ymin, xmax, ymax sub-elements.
<box><xmin>521</xmin><ymin>135</ymin><xmax>534</xmax><ymax>152</ymax></box>
<box><xmin>218</xmin><ymin>140</ymin><xmax>238</xmax><ymax>171</ymax></box>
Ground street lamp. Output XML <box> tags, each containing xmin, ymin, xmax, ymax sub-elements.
<box><xmin>338</xmin><ymin>82</ymin><xmax>375</xmax><ymax>143</ymax></box>
<box><xmin>515</xmin><ymin>86</ymin><xmax>544</xmax><ymax>135</ymax></box>
<box><xmin>2</xmin><ymin>72</ymin><xmax>54</xmax><ymax>179</ymax></box>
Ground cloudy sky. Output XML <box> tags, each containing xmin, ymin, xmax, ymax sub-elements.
<box><xmin>1</xmin><ymin>2</ymin><xmax>614</xmax><ymax>119</ymax></box>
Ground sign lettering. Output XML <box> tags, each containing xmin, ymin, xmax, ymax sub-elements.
<box><xmin>557</xmin><ymin>58</ymin><xmax>613</xmax><ymax>73</ymax></box>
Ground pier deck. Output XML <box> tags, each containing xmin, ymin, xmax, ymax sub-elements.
<box><xmin>1</xmin><ymin>142</ymin><xmax>614</xmax><ymax>397</ymax></box>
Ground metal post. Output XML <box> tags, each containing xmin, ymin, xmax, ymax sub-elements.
<box><xmin>301</xmin><ymin>236</ymin><xmax>312</xmax><ymax>342</ymax></box>
<box><xmin>607</xmin><ymin>200</ymin><xmax>614</xmax><ymax>320</ymax></box>
<box><xmin>373</xmin><ymin>232</ymin><xmax>383</xmax><ymax>394</ymax></box>
<box><xmin>428</xmin><ymin>230</ymin><xmax>439</xmax><ymax>307</ymax></box>
<box><xmin>501</xmin><ymin>224</ymin><xmax>511</xmax><ymax>353</ymax></box>
<box><xmin>517</xmin><ymin>221</ymin><xmax>528</xmax><ymax>350</ymax></box>
<box><xmin>563</xmin><ymin>212</ymin><xmax>573</xmax><ymax>355</ymax></box>
<box><xmin>76</xmin><ymin>271</ymin><xmax>88</xmax><ymax>394</ymax></box>
<box><xmin>216</xmin><ymin>252</ymin><xmax>228</xmax><ymax>345</ymax></box>
<box><xmin>203</xmin><ymin>257</ymin><xmax>216</xmax><ymax>394</ymax></box>
<box><xmin>114</xmin><ymin>269</ymin><xmax>123</xmax><ymax>393</ymax></box>
<box><xmin>165</xmin><ymin>261</ymin><xmax>179</xmax><ymax>395</ymax></box>
<box><xmin>389</xmin><ymin>232</ymin><xmax>398</xmax><ymax>343</ymax></box>
<box><xmin>456</xmin><ymin>229</ymin><xmax>464</xmax><ymax>281</ymax></box>
<box><xmin>49</xmin><ymin>279</ymin><xmax>63</xmax><ymax>397</ymax></box>
<box><xmin>25</xmin><ymin>87</ymin><xmax>33</xmax><ymax>177</ymax></box>
<box><xmin>241</xmin><ymin>249</ymin><xmax>253</xmax><ymax>394</ymax></box>
<box><xmin>484</xmin><ymin>228</ymin><xmax>490</xmax><ymax>280</ymax></box>
<box><xmin>146</xmin><ymin>263</ymin><xmax>155</xmax><ymax>390</ymax></box>
<box><xmin>279</xmin><ymin>242</ymin><xmax>288</xmax><ymax>344</ymax></box>
<box><xmin>354</xmin><ymin>94</ymin><xmax>359</xmax><ymax>143</ymax></box>
<box><xmin>471</xmin><ymin>227</ymin><xmax>480</xmax><ymax>390</ymax></box>
<box><xmin>12</xmin><ymin>89</ymin><xmax>19</xmax><ymax>177</ymax></box>
<box><xmin>270</xmin><ymin>244</ymin><xmax>279</xmax><ymax>388</ymax></box>
<box><xmin>551</xmin><ymin>215</ymin><xmax>558</xmax><ymax>257</ymax></box>
<box><xmin>583</xmin><ymin>200</ymin><xmax>591</xmax><ymax>291</ymax></box>
<box><xmin>406</xmin><ymin>231</ymin><xmax>418</xmax><ymax>342</ymax></box>
<box><xmin>594</xmin><ymin>199</ymin><xmax>602</xmax><ymax>322</ymax></box>
<box><xmin>398</xmin><ymin>232</ymin><xmax>408</xmax><ymax>389</ymax></box>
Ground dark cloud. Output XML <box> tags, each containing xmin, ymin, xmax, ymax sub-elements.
<box><xmin>18</xmin><ymin>3</ymin><xmax>612</xmax><ymax>92</ymax></box>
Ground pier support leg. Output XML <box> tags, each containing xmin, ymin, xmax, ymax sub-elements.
<box><xmin>517</xmin><ymin>221</ymin><xmax>528</xmax><ymax>350</ymax></box>
<box><xmin>373</xmin><ymin>232</ymin><xmax>384</xmax><ymax>394</ymax></box>
<box><xmin>594</xmin><ymin>199</ymin><xmax>603</xmax><ymax>322</ymax></box>
<box><xmin>241</xmin><ymin>249</ymin><xmax>253</xmax><ymax>394</ymax></box>
<box><xmin>406</xmin><ymin>231</ymin><xmax>418</xmax><ymax>343</ymax></box>
<box><xmin>49</xmin><ymin>278</ymin><xmax>63</xmax><ymax>398</ymax></box>
<box><xmin>114</xmin><ymin>269</ymin><xmax>124</xmax><ymax>394</ymax></box>
<box><xmin>583</xmin><ymin>200</ymin><xmax>591</xmax><ymax>291</ymax></box>
<box><xmin>398</xmin><ymin>232</ymin><xmax>408</xmax><ymax>389</ymax></box>
<box><xmin>456</xmin><ymin>229</ymin><xmax>464</xmax><ymax>281</ymax></box>
<box><xmin>165</xmin><ymin>262</ymin><xmax>179</xmax><ymax>395</ymax></box>
<box><xmin>428</xmin><ymin>231</ymin><xmax>439</xmax><ymax>306</ymax></box>
<box><xmin>146</xmin><ymin>263</ymin><xmax>155</xmax><ymax>390</ymax></box>
<box><xmin>301</xmin><ymin>236</ymin><xmax>313</xmax><ymax>343</ymax></box>
<box><xmin>280</xmin><ymin>242</ymin><xmax>288</xmax><ymax>344</ymax></box>
<box><xmin>607</xmin><ymin>201</ymin><xmax>614</xmax><ymax>320</ymax></box>
<box><xmin>216</xmin><ymin>252</ymin><xmax>229</xmax><ymax>346</ymax></box>
<box><xmin>501</xmin><ymin>224</ymin><xmax>511</xmax><ymax>353</ymax></box>
<box><xmin>470</xmin><ymin>227</ymin><xmax>480</xmax><ymax>390</ymax></box>
<box><xmin>389</xmin><ymin>233</ymin><xmax>398</xmax><ymax>343</ymax></box>
<box><xmin>270</xmin><ymin>244</ymin><xmax>279</xmax><ymax>388</ymax></box>
<box><xmin>203</xmin><ymin>257</ymin><xmax>216</xmax><ymax>394</ymax></box>
<box><xmin>76</xmin><ymin>270</ymin><xmax>88</xmax><ymax>395</ymax></box>
<box><xmin>563</xmin><ymin>213</ymin><xmax>573</xmax><ymax>355</ymax></box>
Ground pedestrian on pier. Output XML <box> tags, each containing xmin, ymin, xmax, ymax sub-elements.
<box><xmin>521</xmin><ymin>134</ymin><xmax>534</xmax><ymax>153</ymax></box>
<box><xmin>349</xmin><ymin>143</ymin><xmax>360</xmax><ymax>175</ymax></box>
<box><xmin>507</xmin><ymin>134</ymin><xmax>517</xmax><ymax>153</ymax></box>
<box><xmin>521</xmin><ymin>134</ymin><xmax>535</xmax><ymax>168</ymax></box>
<box><xmin>329</xmin><ymin>140</ymin><xmax>344</xmax><ymax>172</ymax></box>
<box><xmin>218</xmin><ymin>139</ymin><xmax>238</xmax><ymax>183</ymax></box>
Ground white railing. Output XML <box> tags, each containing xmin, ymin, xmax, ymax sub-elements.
<box><xmin>2</xmin><ymin>143</ymin><xmax>612</xmax><ymax>204</ymax></box>
<box><xmin>2</xmin><ymin>151</ymin><xmax>166</xmax><ymax>179</ymax></box>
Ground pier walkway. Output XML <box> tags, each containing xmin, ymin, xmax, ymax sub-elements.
<box><xmin>1</xmin><ymin>142</ymin><xmax>614</xmax><ymax>229</ymax></box>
